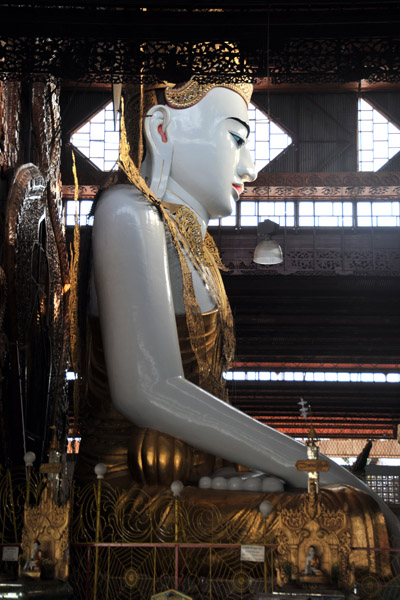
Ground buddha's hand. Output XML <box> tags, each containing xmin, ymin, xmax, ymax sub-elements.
<box><xmin>198</xmin><ymin>467</ymin><xmax>285</xmax><ymax>492</ymax></box>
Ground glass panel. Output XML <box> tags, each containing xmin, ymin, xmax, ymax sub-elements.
<box><xmin>255</xmin><ymin>159</ymin><xmax>267</xmax><ymax>172</ymax></box>
<box><xmin>90</xmin><ymin>157</ymin><xmax>104</xmax><ymax>170</ymax></box>
<box><xmin>105</xmin><ymin>119</ymin><xmax>116</xmax><ymax>131</ymax></box>
<box><xmin>270</xmin><ymin>148</ymin><xmax>282</xmax><ymax>161</ymax></box>
<box><xmin>106</xmin><ymin>131</ymin><xmax>120</xmax><ymax>145</ymax></box>
<box><xmin>299</xmin><ymin>202</ymin><xmax>314</xmax><ymax>216</ymax></box>
<box><xmin>374</xmin><ymin>141</ymin><xmax>388</xmax><ymax>158</ymax></box>
<box><xmin>373</xmin><ymin>158</ymin><xmax>387</xmax><ymax>170</ymax></box>
<box><xmin>241</xmin><ymin>201</ymin><xmax>257</xmax><ymax>215</ymax></box>
<box><xmin>219</xmin><ymin>215</ymin><xmax>236</xmax><ymax>226</ymax></box>
<box><xmin>80</xmin><ymin>200</ymin><xmax>93</xmax><ymax>215</ymax></box>
<box><xmin>66</xmin><ymin>200</ymin><xmax>75</xmax><ymax>215</ymax></box>
<box><xmin>259</xmin><ymin>372</ymin><xmax>270</xmax><ymax>381</ymax></box>
<box><xmin>332</xmin><ymin>202</ymin><xmax>343</xmax><ymax>216</ymax></box>
<box><xmin>241</xmin><ymin>216</ymin><xmax>258</xmax><ymax>226</ymax></box>
<box><xmin>255</xmin><ymin>123</ymin><xmax>269</xmax><ymax>140</ymax></box>
<box><xmin>89</xmin><ymin>141</ymin><xmax>104</xmax><ymax>156</ymax></box>
<box><xmin>325</xmin><ymin>373</ymin><xmax>338</xmax><ymax>381</ymax></box>
<box><xmin>360</xmin><ymin>131</ymin><xmax>373</xmax><ymax>148</ymax></box>
<box><xmin>298</xmin><ymin>216</ymin><xmax>315</xmax><ymax>226</ymax></box>
<box><xmin>374</xmin><ymin>124</ymin><xmax>388</xmax><ymax>140</ymax></box>
<box><xmin>255</xmin><ymin>145</ymin><xmax>269</xmax><ymax>160</ymax></box>
<box><xmin>387</xmin><ymin>374</ymin><xmax>400</xmax><ymax>383</ymax></box>
<box><xmin>357</xmin><ymin>216</ymin><xmax>373</xmax><ymax>226</ymax></box>
<box><xmin>373</xmin><ymin>111</ymin><xmax>386</xmax><ymax>123</ymax></box>
<box><xmin>315</xmin><ymin>202</ymin><xmax>332</xmax><ymax>216</ymax></box>
<box><xmin>361</xmin><ymin>373</ymin><xmax>374</xmax><ymax>382</ymax></box>
<box><xmin>274</xmin><ymin>202</ymin><xmax>286</xmax><ymax>216</ymax></box>
<box><xmin>91</xmin><ymin>109</ymin><xmax>105</xmax><ymax>123</ymax></box>
<box><xmin>377</xmin><ymin>216</ymin><xmax>397</xmax><ymax>226</ymax></box>
<box><xmin>342</xmin><ymin>216</ymin><xmax>353</xmax><ymax>227</ymax></box>
<box><xmin>317</xmin><ymin>216</ymin><xmax>337</xmax><ymax>226</ymax></box>
<box><xmin>372</xmin><ymin>202</ymin><xmax>392</xmax><ymax>215</ymax></box>
<box><xmin>90</xmin><ymin>123</ymin><xmax>105</xmax><ymax>140</ymax></box>
<box><xmin>373</xmin><ymin>373</ymin><xmax>386</xmax><ymax>382</ymax></box>
<box><xmin>104</xmin><ymin>150</ymin><xmax>118</xmax><ymax>161</ymax></box>
<box><xmin>286</xmin><ymin>216</ymin><xmax>295</xmax><ymax>227</ymax></box>
<box><xmin>271</xmin><ymin>133</ymin><xmax>290</xmax><ymax>148</ymax></box>
<box><xmin>286</xmin><ymin>202</ymin><xmax>295</xmax><ymax>215</ymax></box>
<box><xmin>343</xmin><ymin>202</ymin><xmax>353</xmax><ymax>216</ymax></box>
<box><xmin>337</xmin><ymin>373</ymin><xmax>350</xmax><ymax>382</ymax></box>
<box><xmin>357</xmin><ymin>202</ymin><xmax>371</xmax><ymax>216</ymax></box>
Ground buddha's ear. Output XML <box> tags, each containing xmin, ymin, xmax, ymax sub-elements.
<box><xmin>143</xmin><ymin>104</ymin><xmax>172</xmax><ymax>199</ymax></box>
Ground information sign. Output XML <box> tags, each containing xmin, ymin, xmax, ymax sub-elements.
<box><xmin>240</xmin><ymin>545</ymin><xmax>265</xmax><ymax>562</ymax></box>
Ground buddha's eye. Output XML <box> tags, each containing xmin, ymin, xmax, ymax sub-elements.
<box><xmin>230</xmin><ymin>132</ymin><xmax>246</xmax><ymax>148</ymax></box>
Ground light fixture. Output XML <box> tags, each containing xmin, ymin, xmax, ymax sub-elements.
<box><xmin>253</xmin><ymin>219</ymin><xmax>283</xmax><ymax>265</ymax></box>
<box><xmin>94</xmin><ymin>462</ymin><xmax>107</xmax><ymax>479</ymax></box>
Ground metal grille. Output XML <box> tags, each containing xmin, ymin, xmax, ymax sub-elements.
<box><xmin>70</xmin><ymin>544</ymin><xmax>274</xmax><ymax>600</ymax></box>
<box><xmin>365</xmin><ymin>474</ymin><xmax>400</xmax><ymax>505</ymax></box>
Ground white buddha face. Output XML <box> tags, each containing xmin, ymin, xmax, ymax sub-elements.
<box><xmin>163</xmin><ymin>87</ymin><xmax>256</xmax><ymax>220</ymax></box>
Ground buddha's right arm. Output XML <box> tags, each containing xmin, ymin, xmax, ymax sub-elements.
<box><xmin>93</xmin><ymin>186</ymin><xmax>308</xmax><ymax>486</ymax></box>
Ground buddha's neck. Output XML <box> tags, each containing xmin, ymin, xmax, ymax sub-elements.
<box><xmin>163</xmin><ymin>180</ymin><xmax>208</xmax><ymax>238</ymax></box>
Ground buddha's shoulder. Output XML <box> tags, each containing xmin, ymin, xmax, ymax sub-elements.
<box><xmin>97</xmin><ymin>184</ymin><xmax>158</xmax><ymax>214</ymax></box>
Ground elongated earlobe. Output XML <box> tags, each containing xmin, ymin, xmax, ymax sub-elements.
<box><xmin>143</xmin><ymin>105</ymin><xmax>172</xmax><ymax>199</ymax></box>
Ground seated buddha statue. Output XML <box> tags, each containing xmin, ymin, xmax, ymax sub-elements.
<box><xmin>23</xmin><ymin>539</ymin><xmax>42</xmax><ymax>577</ymax></box>
<box><xmin>75</xmin><ymin>78</ymin><xmax>399</xmax><ymax>549</ymax></box>
<box><xmin>304</xmin><ymin>545</ymin><xmax>322</xmax><ymax>576</ymax></box>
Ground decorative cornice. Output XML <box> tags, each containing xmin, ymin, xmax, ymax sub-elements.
<box><xmin>245</xmin><ymin>172</ymin><xmax>400</xmax><ymax>199</ymax></box>
<box><xmin>244</xmin><ymin>186</ymin><xmax>400</xmax><ymax>200</ymax></box>
<box><xmin>62</xmin><ymin>185</ymin><xmax>99</xmax><ymax>199</ymax></box>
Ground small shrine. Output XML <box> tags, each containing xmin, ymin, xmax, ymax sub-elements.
<box><xmin>14</xmin><ymin>429</ymin><xmax>73</xmax><ymax>598</ymax></box>
<box><xmin>272</xmin><ymin>419</ymin><xmax>368</xmax><ymax>597</ymax></box>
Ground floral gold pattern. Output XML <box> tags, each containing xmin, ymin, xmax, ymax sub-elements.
<box><xmin>165</xmin><ymin>79</ymin><xmax>253</xmax><ymax>109</ymax></box>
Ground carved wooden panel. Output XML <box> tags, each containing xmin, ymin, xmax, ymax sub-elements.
<box><xmin>4</xmin><ymin>164</ymin><xmax>69</xmax><ymax>462</ymax></box>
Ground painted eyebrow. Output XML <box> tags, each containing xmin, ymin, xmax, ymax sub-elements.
<box><xmin>227</xmin><ymin>117</ymin><xmax>250</xmax><ymax>138</ymax></box>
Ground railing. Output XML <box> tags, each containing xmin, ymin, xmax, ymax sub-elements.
<box><xmin>71</xmin><ymin>543</ymin><xmax>275</xmax><ymax>600</ymax></box>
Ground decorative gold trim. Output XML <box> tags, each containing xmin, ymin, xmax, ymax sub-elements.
<box><xmin>244</xmin><ymin>184</ymin><xmax>400</xmax><ymax>200</ymax></box>
<box><xmin>165</xmin><ymin>79</ymin><xmax>253</xmax><ymax>109</ymax></box>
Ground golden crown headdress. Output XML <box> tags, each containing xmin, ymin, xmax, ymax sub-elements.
<box><xmin>165</xmin><ymin>79</ymin><xmax>253</xmax><ymax>109</ymax></box>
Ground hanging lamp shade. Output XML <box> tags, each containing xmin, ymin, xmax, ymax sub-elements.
<box><xmin>253</xmin><ymin>219</ymin><xmax>284</xmax><ymax>265</ymax></box>
<box><xmin>253</xmin><ymin>239</ymin><xmax>283</xmax><ymax>265</ymax></box>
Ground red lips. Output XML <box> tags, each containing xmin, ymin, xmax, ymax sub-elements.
<box><xmin>232</xmin><ymin>183</ymin><xmax>244</xmax><ymax>195</ymax></box>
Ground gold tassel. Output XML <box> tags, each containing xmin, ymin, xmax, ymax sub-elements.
<box><xmin>69</xmin><ymin>150</ymin><xmax>81</xmax><ymax>422</ymax></box>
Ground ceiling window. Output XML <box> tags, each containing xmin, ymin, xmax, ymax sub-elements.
<box><xmin>70</xmin><ymin>102</ymin><xmax>120</xmax><ymax>171</ymax></box>
<box><xmin>358</xmin><ymin>98</ymin><xmax>400</xmax><ymax>171</ymax></box>
<box><xmin>247</xmin><ymin>102</ymin><xmax>292</xmax><ymax>173</ymax></box>
<box><xmin>224</xmin><ymin>371</ymin><xmax>400</xmax><ymax>383</ymax></box>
